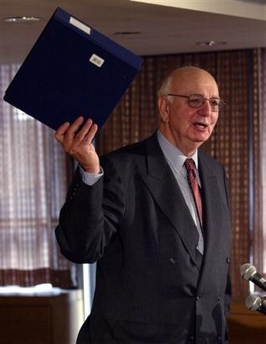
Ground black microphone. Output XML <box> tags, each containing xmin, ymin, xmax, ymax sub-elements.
<box><xmin>245</xmin><ymin>294</ymin><xmax>266</xmax><ymax>315</ymax></box>
<box><xmin>240</xmin><ymin>263</ymin><xmax>266</xmax><ymax>292</ymax></box>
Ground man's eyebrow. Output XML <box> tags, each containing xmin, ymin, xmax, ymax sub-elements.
<box><xmin>190</xmin><ymin>94</ymin><xmax>221</xmax><ymax>99</ymax></box>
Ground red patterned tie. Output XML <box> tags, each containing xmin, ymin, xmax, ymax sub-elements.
<box><xmin>184</xmin><ymin>158</ymin><xmax>203</xmax><ymax>228</ymax></box>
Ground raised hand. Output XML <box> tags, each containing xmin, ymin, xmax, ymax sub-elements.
<box><xmin>55</xmin><ymin>116</ymin><xmax>100</xmax><ymax>173</ymax></box>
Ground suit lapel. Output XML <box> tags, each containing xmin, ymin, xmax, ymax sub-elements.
<box><xmin>139</xmin><ymin>134</ymin><xmax>202</xmax><ymax>269</ymax></box>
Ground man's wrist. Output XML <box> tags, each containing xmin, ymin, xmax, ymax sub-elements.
<box><xmin>80</xmin><ymin>164</ymin><xmax>101</xmax><ymax>174</ymax></box>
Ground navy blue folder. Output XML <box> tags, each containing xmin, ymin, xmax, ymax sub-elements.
<box><xmin>4</xmin><ymin>7</ymin><xmax>142</xmax><ymax>131</ymax></box>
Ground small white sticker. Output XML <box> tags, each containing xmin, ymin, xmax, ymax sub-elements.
<box><xmin>89</xmin><ymin>54</ymin><xmax>105</xmax><ymax>67</ymax></box>
<box><xmin>69</xmin><ymin>17</ymin><xmax>91</xmax><ymax>35</ymax></box>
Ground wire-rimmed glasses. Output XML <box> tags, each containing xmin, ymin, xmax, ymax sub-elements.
<box><xmin>166</xmin><ymin>94</ymin><xmax>225</xmax><ymax>112</ymax></box>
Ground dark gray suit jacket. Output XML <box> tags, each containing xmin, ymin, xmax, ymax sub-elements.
<box><xmin>55</xmin><ymin>132</ymin><xmax>231</xmax><ymax>344</ymax></box>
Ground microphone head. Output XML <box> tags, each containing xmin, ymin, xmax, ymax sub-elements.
<box><xmin>240</xmin><ymin>263</ymin><xmax>256</xmax><ymax>281</ymax></box>
<box><xmin>245</xmin><ymin>294</ymin><xmax>261</xmax><ymax>311</ymax></box>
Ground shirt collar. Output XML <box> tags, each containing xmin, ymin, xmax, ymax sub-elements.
<box><xmin>157</xmin><ymin>130</ymin><xmax>199</xmax><ymax>171</ymax></box>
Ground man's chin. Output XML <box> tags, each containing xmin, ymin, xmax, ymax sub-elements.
<box><xmin>193</xmin><ymin>132</ymin><xmax>212</xmax><ymax>143</ymax></box>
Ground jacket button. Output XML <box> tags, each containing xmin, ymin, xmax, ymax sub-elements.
<box><xmin>226</xmin><ymin>257</ymin><xmax>230</xmax><ymax>263</ymax></box>
<box><xmin>169</xmin><ymin>257</ymin><xmax>176</xmax><ymax>264</ymax></box>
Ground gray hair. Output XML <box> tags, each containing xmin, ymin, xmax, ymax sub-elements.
<box><xmin>157</xmin><ymin>74</ymin><xmax>174</xmax><ymax>97</ymax></box>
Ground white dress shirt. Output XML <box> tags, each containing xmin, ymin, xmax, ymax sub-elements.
<box><xmin>157</xmin><ymin>130</ymin><xmax>204</xmax><ymax>254</ymax></box>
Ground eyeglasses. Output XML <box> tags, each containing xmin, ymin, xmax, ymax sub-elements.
<box><xmin>166</xmin><ymin>94</ymin><xmax>225</xmax><ymax>112</ymax></box>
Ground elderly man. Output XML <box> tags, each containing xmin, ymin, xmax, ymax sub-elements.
<box><xmin>55</xmin><ymin>66</ymin><xmax>231</xmax><ymax>344</ymax></box>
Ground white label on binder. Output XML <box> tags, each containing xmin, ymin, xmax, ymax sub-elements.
<box><xmin>69</xmin><ymin>17</ymin><xmax>91</xmax><ymax>35</ymax></box>
<box><xmin>89</xmin><ymin>54</ymin><xmax>105</xmax><ymax>67</ymax></box>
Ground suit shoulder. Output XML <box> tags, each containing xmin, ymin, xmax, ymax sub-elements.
<box><xmin>101</xmin><ymin>134</ymin><xmax>156</xmax><ymax>161</ymax></box>
<box><xmin>199</xmin><ymin>150</ymin><xmax>226</xmax><ymax>173</ymax></box>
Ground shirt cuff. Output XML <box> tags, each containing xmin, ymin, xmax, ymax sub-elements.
<box><xmin>79</xmin><ymin>165</ymin><xmax>104</xmax><ymax>186</ymax></box>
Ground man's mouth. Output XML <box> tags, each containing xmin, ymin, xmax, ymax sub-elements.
<box><xmin>194</xmin><ymin>122</ymin><xmax>208</xmax><ymax>129</ymax></box>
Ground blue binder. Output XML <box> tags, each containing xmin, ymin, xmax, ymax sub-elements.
<box><xmin>4</xmin><ymin>7</ymin><xmax>142</xmax><ymax>130</ymax></box>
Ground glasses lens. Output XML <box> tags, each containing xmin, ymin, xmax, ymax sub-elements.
<box><xmin>188</xmin><ymin>95</ymin><xmax>224</xmax><ymax>111</ymax></box>
<box><xmin>209</xmin><ymin>98</ymin><xmax>221</xmax><ymax>111</ymax></box>
<box><xmin>188</xmin><ymin>95</ymin><xmax>204</xmax><ymax>108</ymax></box>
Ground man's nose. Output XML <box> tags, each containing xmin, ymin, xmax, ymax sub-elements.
<box><xmin>198</xmin><ymin>100</ymin><xmax>212</xmax><ymax>115</ymax></box>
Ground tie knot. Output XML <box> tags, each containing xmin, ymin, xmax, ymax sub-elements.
<box><xmin>184</xmin><ymin>158</ymin><xmax>195</xmax><ymax>172</ymax></box>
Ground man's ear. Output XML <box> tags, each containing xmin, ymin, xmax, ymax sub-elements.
<box><xmin>158</xmin><ymin>95</ymin><xmax>169</xmax><ymax>123</ymax></box>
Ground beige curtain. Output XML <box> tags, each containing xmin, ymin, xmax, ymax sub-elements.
<box><xmin>98</xmin><ymin>49</ymin><xmax>261</xmax><ymax>298</ymax></box>
<box><xmin>0</xmin><ymin>64</ymin><xmax>75</xmax><ymax>288</ymax></box>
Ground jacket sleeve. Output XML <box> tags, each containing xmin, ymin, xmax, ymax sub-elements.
<box><xmin>55</xmin><ymin>158</ymin><xmax>125</xmax><ymax>263</ymax></box>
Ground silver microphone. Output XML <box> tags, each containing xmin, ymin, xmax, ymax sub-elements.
<box><xmin>240</xmin><ymin>263</ymin><xmax>266</xmax><ymax>292</ymax></box>
<box><xmin>245</xmin><ymin>294</ymin><xmax>266</xmax><ymax>315</ymax></box>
